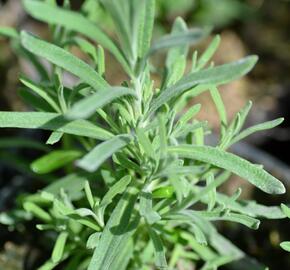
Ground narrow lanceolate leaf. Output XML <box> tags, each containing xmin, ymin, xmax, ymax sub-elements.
<box><xmin>0</xmin><ymin>27</ymin><xmax>19</xmax><ymax>39</ymax></box>
<box><xmin>0</xmin><ymin>112</ymin><xmax>113</xmax><ymax>140</ymax></box>
<box><xmin>109</xmin><ymin>238</ymin><xmax>134</xmax><ymax>270</ymax></box>
<box><xmin>84</xmin><ymin>181</ymin><xmax>95</xmax><ymax>209</ymax></box>
<box><xmin>138</xmin><ymin>0</ymin><xmax>155</xmax><ymax>57</ymax></box>
<box><xmin>168</xmin><ymin>145</ymin><xmax>285</xmax><ymax>194</ymax></box>
<box><xmin>23</xmin><ymin>0</ymin><xmax>131</xmax><ymax>75</ymax></box>
<box><xmin>20</xmin><ymin>76</ymin><xmax>61</xmax><ymax>113</ymax></box>
<box><xmin>196</xmin><ymin>35</ymin><xmax>220</xmax><ymax>70</ymax></box>
<box><xmin>0</xmin><ymin>137</ymin><xmax>49</xmax><ymax>151</ymax></box>
<box><xmin>87</xmin><ymin>232</ymin><xmax>101</xmax><ymax>249</ymax></box>
<box><xmin>280</xmin><ymin>242</ymin><xmax>290</xmax><ymax>252</ymax></box>
<box><xmin>149</xmin><ymin>28</ymin><xmax>207</xmax><ymax>55</ymax></box>
<box><xmin>281</xmin><ymin>204</ymin><xmax>290</xmax><ymax>219</ymax></box>
<box><xmin>21</xmin><ymin>31</ymin><xmax>108</xmax><ymax>89</ymax></box>
<box><xmin>231</xmin><ymin>117</ymin><xmax>284</xmax><ymax>145</ymax></box>
<box><xmin>140</xmin><ymin>192</ymin><xmax>161</xmax><ymax>224</ymax></box>
<box><xmin>148</xmin><ymin>56</ymin><xmax>258</xmax><ymax>116</ymax></box>
<box><xmin>210</xmin><ymin>86</ymin><xmax>227</xmax><ymax>136</ymax></box>
<box><xmin>207</xmin><ymin>192</ymin><xmax>285</xmax><ymax>219</ymax></box>
<box><xmin>66</xmin><ymin>87</ymin><xmax>136</xmax><ymax>120</ymax></box>
<box><xmin>176</xmin><ymin>104</ymin><xmax>201</xmax><ymax>128</ymax></box>
<box><xmin>136</xmin><ymin>128</ymin><xmax>156</xmax><ymax>160</ymax></box>
<box><xmin>46</xmin><ymin>131</ymin><xmax>63</xmax><ymax>145</ymax></box>
<box><xmin>44</xmin><ymin>173</ymin><xmax>88</xmax><ymax>200</ymax></box>
<box><xmin>77</xmin><ymin>135</ymin><xmax>132</xmax><ymax>172</ymax></box>
<box><xmin>31</xmin><ymin>150</ymin><xmax>82</xmax><ymax>174</ymax></box>
<box><xmin>52</xmin><ymin>232</ymin><xmax>68</xmax><ymax>263</ymax></box>
<box><xmin>198</xmin><ymin>210</ymin><xmax>260</xmax><ymax>229</ymax></box>
<box><xmin>165</xmin><ymin>17</ymin><xmax>189</xmax><ymax>87</ymax></box>
<box><xmin>148</xmin><ymin>227</ymin><xmax>168</xmax><ymax>269</ymax></box>
<box><xmin>100</xmin><ymin>175</ymin><xmax>132</xmax><ymax>214</ymax></box>
<box><xmin>88</xmin><ymin>187</ymin><xmax>139</xmax><ymax>270</ymax></box>
<box><xmin>23</xmin><ymin>202</ymin><xmax>52</xmax><ymax>222</ymax></box>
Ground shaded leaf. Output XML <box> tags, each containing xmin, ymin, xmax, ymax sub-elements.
<box><xmin>52</xmin><ymin>232</ymin><xmax>68</xmax><ymax>263</ymax></box>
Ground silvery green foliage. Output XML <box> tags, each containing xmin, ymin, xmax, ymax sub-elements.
<box><xmin>0</xmin><ymin>0</ymin><xmax>286</xmax><ymax>269</ymax></box>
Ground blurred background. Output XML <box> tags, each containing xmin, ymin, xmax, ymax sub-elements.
<box><xmin>0</xmin><ymin>0</ymin><xmax>289</xmax><ymax>269</ymax></box>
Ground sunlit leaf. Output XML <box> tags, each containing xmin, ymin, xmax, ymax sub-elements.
<box><xmin>169</xmin><ymin>145</ymin><xmax>285</xmax><ymax>194</ymax></box>
<box><xmin>21</xmin><ymin>31</ymin><xmax>108</xmax><ymax>89</ymax></box>
<box><xmin>0</xmin><ymin>112</ymin><xmax>113</xmax><ymax>140</ymax></box>
<box><xmin>77</xmin><ymin>134</ymin><xmax>132</xmax><ymax>172</ymax></box>
<box><xmin>31</xmin><ymin>150</ymin><xmax>82</xmax><ymax>174</ymax></box>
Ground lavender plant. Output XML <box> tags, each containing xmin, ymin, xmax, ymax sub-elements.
<box><xmin>0</xmin><ymin>0</ymin><xmax>287</xmax><ymax>269</ymax></box>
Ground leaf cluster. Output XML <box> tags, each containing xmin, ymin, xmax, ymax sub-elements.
<box><xmin>0</xmin><ymin>1</ymin><xmax>286</xmax><ymax>269</ymax></box>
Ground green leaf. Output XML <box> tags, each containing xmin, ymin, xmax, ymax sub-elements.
<box><xmin>20</xmin><ymin>31</ymin><xmax>108</xmax><ymax>90</ymax></box>
<box><xmin>97</xmin><ymin>45</ymin><xmax>105</xmax><ymax>76</ymax></box>
<box><xmin>150</xmin><ymin>27</ymin><xmax>207</xmax><ymax>55</ymax></box>
<box><xmin>52</xmin><ymin>232</ymin><xmax>68</xmax><ymax>263</ymax></box>
<box><xmin>0</xmin><ymin>137</ymin><xmax>49</xmax><ymax>151</ymax></box>
<box><xmin>100</xmin><ymin>0</ymin><xmax>132</xmax><ymax>60</ymax></box>
<box><xmin>84</xmin><ymin>181</ymin><xmax>95</xmax><ymax>209</ymax></box>
<box><xmin>20</xmin><ymin>76</ymin><xmax>61</xmax><ymax>113</ymax></box>
<box><xmin>140</xmin><ymin>192</ymin><xmax>161</xmax><ymax>224</ymax></box>
<box><xmin>0</xmin><ymin>27</ymin><xmax>19</xmax><ymax>39</ymax></box>
<box><xmin>196</xmin><ymin>35</ymin><xmax>220</xmax><ymax>70</ymax></box>
<box><xmin>77</xmin><ymin>135</ymin><xmax>132</xmax><ymax>172</ymax></box>
<box><xmin>23</xmin><ymin>202</ymin><xmax>52</xmax><ymax>222</ymax></box>
<box><xmin>231</xmin><ymin>118</ymin><xmax>284</xmax><ymax>145</ymax></box>
<box><xmin>66</xmin><ymin>87</ymin><xmax>136</xmax><ymax>120</ymax></box>
<box><xmin>206</xmin><ymin>172</ymin><xmax>216</xmax><ymax>211</ymax></box>
<box><xmin>0</xmin><ymin>112</ymin><xmax>113</xmax><ymax>140</ymax></box>
<box><xmin>197</xmin><ymin>210</ymin><xmax>260</xmax><ymax>229</ymax></box>
<box><xmin>148</xmin><ymin>56</ymin><xmax>258</xmax><ymax>116</ymax></box>
<box><xmin>31</xmin><ymin>150</ymin><xmax>82</xmax><ymax>174</ymax></box>
<box><xmin>38</xmin><ymin>260</ymin><xmax>58</xmax><ymax>270</ymax></box>
<box><xmin>136</xmin><ymin>127</ymin><xmax>156</xmax><ymax>160</ymax></box>
<box><xmin>164</xmin><ymin>17</ymin><xmax>189</xmax><ymax>87</ymax></box>
<box><xmin>88</xmin><ymin>187</ymin><xmax>139</xmax><ymax>270</ymax></box>
<box><xmin>138</xmin><ymin>0</ymin><xmax>155</xmax><ymax>57</ymax></box>
<box><xmin>157</xmin><ymin>114</ymin><xmax>167</xmax><ymax>159</ymax></box>
<box><xmin>152</xmin><ymin>186</ymin><xmax>174</xmax><ymax>199</ymax></box>
<box><xmin>280</xmin><ymin>241</ymin><xmax>290</xmax><ymax>252</ymax></box>
<box><xmin>168</xmin><ymin>145</ymin><xmax>285</xmax><ymax>194</ymax></box>
<box><xmin>191</xmin><ymin>224</ymin><xmax>207</xmax><ymax>245</ymax></box>
<box><xmin>44</xmin><ymin>173</ymin><xmax>88</xmax><ymax>200</ymax></box>
<box><xmin>86</xmin><ymin>232</ymin><xmax>101</xmax><ymax>249</ymax></box>
<box><xmin>46</xmin><ymin>131</ymin><xmax>63</xmax><ymax>145</ymax></box>
<box><xmin>172</xmin><ymin>121</ymin><xmax>208</xmax><ymax>138</ymax></box>
<box><xmin>23</xmin><ymin>0</ymin><xmax>131</xmax><ymax>75</ymax></box>
<box><xmin>19</xmin><ymin>88</ymin><xmax>54</xmax><ymax>112</ymax></box>
<box><xmin>210</xmin><ymin>86</ymin><xmax>227</xmax><ymax>137</ymax></box>
<box><xmin>148</xmin><ymin>227</ymin><xmax>168</xmax><ymax>269</ymax></box>
<box><xmin>69</xmin><ymin>37</ymin><xmax>98</xmax><ymax>64</ymax></box>
<box><xmin>281</xmin><ymin>203</ymin><xmax>290</xmax><ymax>219</ymax></box>
<box><xmin>100</xmin><ymin>175</ymin><xmax>132</xmax><ymax>216</ymax></box>
<box><xmin>175</xmin><ymin>104</ymin><xmax>201</xmax><ymax>128</ymax></box>
<box><xmin>180</xmin><ymin>232</ymin><xmax>217</xmax><ymax>261</ymax></box>
<box><xmin>201</xmin><ymin>191</ymin><xmax>285</xmax><ymax>219</ymax></box>
<box><xmin>109</xmin><ymin>238</ymin><xmax>134</xmax><ymax>270</ymax></box>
